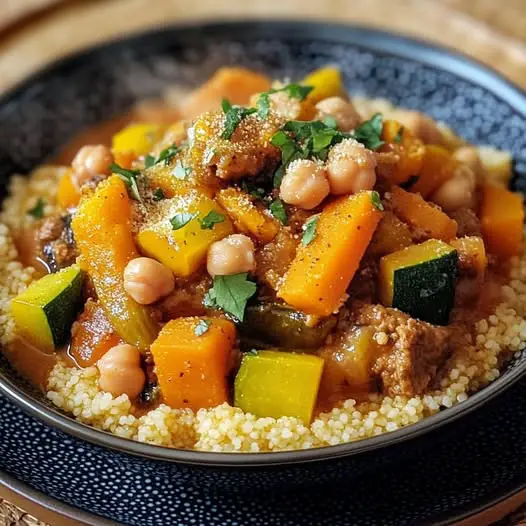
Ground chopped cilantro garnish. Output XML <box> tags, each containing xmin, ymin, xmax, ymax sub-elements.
<box><xmin>302</xmin><ymin>214</ymin><xmax>320</xmax><ymax>246</ymax></box>
<box><xmin>110</xmin><ymin>163</ymin><xmax>142</xmax><ymax>201</ymax></box>
<box><xmin>393</xmin><ymin>126</ymin><xmax>405</xmax><ymax>144</ymax></box>
<box><xmin>371</xmin><ymin>191</ymin><xmax>385</xmax><ymax>211</ymax></box>
<box><xmin>173</xmin><ymin>160</ymin><xmax>192</xmax><ymax>180</ymax></box>
<box><xmin>203</xmin><ymin>272</ymin><xmax>257</xmax><ymax>321</ymax></box>
<box><xmin>170</xmin><ymin>212</ymin><xmax>196</xmax><ymax>230</ymax></box>
<box><xmin>194</xmin><ymin>319</ymin><xmax>210</xmax><ymax>336</ymax></box>
<box><xmin>27</xmin><ymin>198</ymin><xmax>46</xmax><ymax>219</ymax></box>
<box><xmin>152</xmin><ymin>188</ymin><xmax>165</xmax><ymax>202</ymax></box>
<box><xmin>221</xmin><ymin>98</ymin><xmax>257</xmax><ymax>140</ymax></box>
<box><xmin>199</xmin><ymin>210</ymin><xmax>225</xmax><ymax>230</ymax></box>
<box><xmin>256</xmin><ymin>83</ymin><xmax>313</xmax><ymax>119</ymax></box>
<box><xmin>352</xmin><ymin>113</ymin><xmax>385</xmax><ymax>151</ymax></box>
<box><xmin>269</xmin><ymin>199</ymin><xmax>288</xmax><ymax>225</ymax></box>
<box><xmin>241</xmin><ymin>180</ymin><xmax>266</xmax><ymax>200</ymax></box>
<box><xmin>145</xmin><ymin>144</ymin><xmax>180</xmax><ymax>168</ymax></box>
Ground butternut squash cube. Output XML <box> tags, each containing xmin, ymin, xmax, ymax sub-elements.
<box><xmin>112</xmin><ymin>123</ymin><xmax>165</xmax><ymax>156</ymax></box>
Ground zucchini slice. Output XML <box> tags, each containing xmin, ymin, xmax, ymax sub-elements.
<box><xmin>379</xmin><ymin>239</ymin><xmax>457</xmax><ymax>325</ymax></box>
<box><xmin>11</xmin><ymin>265</ymin><xmax>84</xmax><ymax>352</ymax></box>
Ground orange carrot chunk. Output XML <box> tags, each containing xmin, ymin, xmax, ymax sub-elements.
<box><xmin>480</xmin><ymin>184</ymin><xmax>524</xmax><ymax>258</ymax></box>
<box><xmin>57</xmin><ymin>170</ymin><xmax>81</xmax><ymax>209</ymax></box>
<box><xmin>390</xmin><ymin>185</ymin><xmax>457</xmax><ymax>241</ymax></box>
<box><xmin>278</xmin><ymin>191</ymin><xmax>382</xmax><ymax>316</ymax></box>
<box><xmin>150</xmin><ymin>317</ymin><xmax>236</xmax><ymax>411</ymax></box>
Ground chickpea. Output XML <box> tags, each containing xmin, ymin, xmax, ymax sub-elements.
<box><xmin>315</xmin><ymin>96</ymin><xmax>361</xmax><ymax>131</ymax></box>
<box><xmin>123</xmin><ymin>257</ymin><xmax>175</xmax><ymax>305</ymax></box>
<box><xmin>71</xmin><ymin>144</ymin><xmax>113</xmax><ymax>189</ymax></box>
<box><xmin>279</xmin><ymin>159</ymin><xmax>330</xmax><ymax>210</ymax></box>
<box><xmin>453</xmin><ymin>146</ymin><xmax>484</xmax><ymax>180</ymax></box>
<box><xmin>97</xmin><ymin>344</ymin><xmax>145</xmax><ymax>399</ymax></box>
<box><xmin>269</xmin><ymin>91</ymin><xmax>303</xmax><ymax>120</ymax></box>
<box><xmin>431</xmin><ymin>164</ymin><xmax>476</xmax><ymax>211</ymax></box>
<box><xmin>392</xmin><ymin>110</ymin><xmax>444</xmax><ymax>145</ymax></box>
<box><xmin>207</xmin><ymin>234</ymin><xmax>256</xmax><ymax>277</ymax></box>
<box><xmin>325</xmin><ymin>138</ymin><xmax>377</xmax><ymax>195</ymax></box>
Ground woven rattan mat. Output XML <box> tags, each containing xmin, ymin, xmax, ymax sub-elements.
<box><xmin>0</xmin><ymin>0</ymin><xmax>525</xmax><ymax>525</ymax></box>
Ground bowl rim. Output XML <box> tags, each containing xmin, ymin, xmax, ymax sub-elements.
<box><xmin>0</xmin><ymin>19</ymin><xmax>525</xmax><ymax>467</ymax></box>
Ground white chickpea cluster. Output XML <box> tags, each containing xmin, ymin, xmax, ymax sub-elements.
<box><xmin>123</xmin><ymin>257</ymin><xmax>175</xmax><ymax>305</ymax></box>
<box><xmin>391</xmin><ymin>109</ymin><xmax>444</xmax><ymax>146</ymax></box>
<box><xmin>71</xmin><ymin>144</ymin><xmax>113</xmax><ymax>189</ymax></box>
<box><xmin>207</xmin><ymin>234</ymin><xmax>256</xmax><ymax>277</ymax></box>
<box><xmin>453</xmin><ymin>146</ymin><xmax>485</xmax><ymax>181</ymax></box>
<box><xmin>315</xmin><ymin>96</ymin><xmax>361</xmax><ymax>132</ymax></box>
<box><xmin>97</xmin><ymin>344</ymin><xmax>145</xmax><ymax>399</ymax></box>
<box><xmin>431</xmin><ymin>164</ymin><xmax>476</xmax><ymax>212</ymax></box>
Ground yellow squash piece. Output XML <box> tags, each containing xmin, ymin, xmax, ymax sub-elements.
<box><xmin>302</xmin><ymin>66</ymin><xmax>344</xmax><ymax>104</ymax></box>
<box><xmin>72</xmin><ymin>176</ymin><xmax>159</xmax><ymax>350</ymax></box>
<box><xmin>368</xmin><ymin>212</ymin><xmax>413</xmax><ymax>257</ymax></box>
<box><xmin>11</xmin><ymin>265</ymin><xmax>84</xmax><ymax>353</ymax></box>
<box><xmin>112</xmin><ymin>123</ymin><xmax>166</xmax><ymax>157</ymax></box>
<box><xmin>450</xmin><ymin>236</ymin><xmax>487</xmax><ymax>275</ymax></box>
<box><xmin>216</xmin><ymin>187</ymin><xmax>279</xmax><ymax>244</ymax></box>
<box><xmin>136</xmin><ymin>189</ymin><xmax>233</xmax><ymax>277</ymax></box>
<box><xmin>234</xmin><ymin>350</ymin><xmax>324</xmax><ymax>423</ymax></box>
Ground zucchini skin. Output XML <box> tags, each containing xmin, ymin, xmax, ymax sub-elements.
<box><xmin>392</xmin><ymin>250</ymin><xmax>457</xmax><ymax>325</ymax></box>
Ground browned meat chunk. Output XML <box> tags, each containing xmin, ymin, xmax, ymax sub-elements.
<box><xmin>449</xmin><ymin>207</ymin><xmax>481</xmax><ymax>237</ymax></box>
<box><xmin>37</xmin><ymin>213</ymin><xmax>78</xmax><ymax>272</ymax></box>
<box><xmin>351</xmin><ymin>303</ymin><xmax>451</xmax><ymax>396</ymax></box>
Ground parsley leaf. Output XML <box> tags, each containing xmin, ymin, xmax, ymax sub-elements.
<box><xmin>170</xmin><ymin>212</ymin><xmax>197</xmax><ymax>230</ymax></box>
<box><xmin>199</xmin><ymin>210</ymin><xmax>225</xmax><ymax>230</ymax></box>
<box><xmin>110</xmin><ymin>163</ymin><xmax>142</xmax><ymax>201</ymax></box>
<box><xmin>241</xmin><ymin>180</ymin><xmax>266</xmax><ymax>200</ymax></box>
<box><xmin>322</xmin><ymin>116</ymin><xmax>338</xmax><ymax>129</ymax></box>
<box><xmin>145</xmin><ymin>145</ymin><xmax>180</xmax><ymax>169</ymax></box>
<box><xmin>371</xmin><ymin>191</ymin><xmax>385</xmax><ymax>211</ymax></box>
<box><xmin>194</xmin><ymin>319</ymin><xmax>210</xmax><ymax>336</ymax></box>
<box><xmin>221</xmin><ymin>98</ymin><xmax>257</xmax><ymax>140</ymax></box>
<box><xmin>27</xmin><ymin>198</ymin><xmax>46</xmax><ymax>219</ymax></box>
<box><xmin>144</xmin><ymin>154</ymin><xmax>155</xmax><ymax>168</ymax></box>
<box><xmin>173</xmin><ymin>160</ymin><xmax>192</xmax><ymax>180</ymax></box>
<box><xmin>256</xmin><ymin>84</ymin><xmax>314</xmax><ymax>119</ymax></box>
<box><xmin>394</xmin><ymin>126</ymin><xmax>405</xmax><ymax>144</ymax></box>
<box><xmin>152</xmin><ymin>188</ymin><xmax>165</xmax><ymax>201</ymax></box>
<box><xmin>203</xmin><ymin>273</ymin><xmax>257</xmax><ymax>321</ymax></box>
<box><xmin>269</xmin><ymin>199</ymin><xmax>287</xmax><ymax>225</ymax></box>
<box><xmin>352</xmin><ymin>113</ymin><xmax>385</xmax><ymax>151</ymax></box>
<box><xmin>302</xmin><ymin>214</ymin><xmax>320</xmax><ymax>246</ymax></box>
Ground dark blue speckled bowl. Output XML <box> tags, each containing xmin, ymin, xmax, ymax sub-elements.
<box><xmin>0</xmin><ymin>21</ymin><xmax>525</xmax><ymax>525</ymax></box>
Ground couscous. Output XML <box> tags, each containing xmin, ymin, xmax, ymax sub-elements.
<box><xmin>1</xmin><ymin>67</ymin><xmax>524</xmax><ymax>452</ymax></box>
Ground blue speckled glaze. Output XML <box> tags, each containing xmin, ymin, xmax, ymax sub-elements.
<box><xmin>0</xmin><ymin>22</ymin><xmax>525</xmax><ymax>525</ymax></box>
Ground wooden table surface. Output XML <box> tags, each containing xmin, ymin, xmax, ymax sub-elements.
<box><xmin>0</xmin><ymin>1</ymin><xmax>525</xmax><ymax>525</ymax></box>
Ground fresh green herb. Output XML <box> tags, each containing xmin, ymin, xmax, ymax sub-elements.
<box><xmin>400</xmin><ymin>175</ymin><xmax>420</xmax><ymax>190</ymax></box>
<box><xmin>144</xmin><ymin>154</ymin><xmax>155</xmax><ymax>168</ymax></box>
<box><xmin>110</xmin><ymin>163</ymin><xmax>142</xmax><ymax>201</ymax></box>
<box><xmin>352</xmin><ymin>113</ymin><xmax>385</xmax><ymax>151</ymax></box>
<box><xmin>203</xmin><ymin>148</ymin><xmax>217</xmax><ymax>165</ymax></box>
<box><xmin>221</xmin><ymin>98</ymin><xmax>257</xmax><ymax>140</ymax></box>
<box><xmin>27</xmin><ymin>198</ymin><xmax>46</xmax><ymax>219</ymax></box>
<box><xmin>203</xmin><ymin>272</ymin><xmax>257</xmax><ymax>321</ymax></box>
<box><xmin>170</xmin><ymin>212</ymin><xmax>197</xmax><ymax>230</ymax></box>
<box><xmin>173</xmin><ymin>160</ymin><xmax>192</xmax><ymax>180</ymax></box>
<box><xmin>145</xmin><ymin>144</ymin><xmax>180</xmax><ymax>168</ymax></box>
<box><xmin>199</xmin><ymin>210</ymin><xmax>225</xmax><ymax>230</ymax></box>
<box><xmin>247</xmin><ymin>349</ymin><xmax>259</xmax><ymax>356</ymax></box>
<box><xmin>393</xmin><ymin>126</ymin><xmax>405</xmax><ymax>144</ymax></box>
<box><xmin>194</xmin><ymin>319</ymin><xmax>210</xmax><ymax>336</ymax></box>
<box><xmin>371</xmin><ymin>191</ymin><xmax>385</xmax><ymax>211</ymax></box>
<box><xmin>322</xmin><ymin>116</ymin><xmax>338</xmax><ymax>129</ymax></box>
<box><xmin>256</xmin><ymin>84</ymin><xmax>314</xmax><ymax>119</ymax></box>
<box><xmin>152</xmin><ymin>188</ymin><xmax>165</xmax><ymax>202</ymax></box>
<box><xmin>241</xmin><ymin>181</ymin><xmax>266</xmax><ymax>200</ymax></box>
<box><xmin>269</xmin><ymin>199</ymin><xmax>287</xmax><ymax>225</ymax></box>
<box><xmin>302</xmin><ymin>214</ymin><xmax>320</xmax><ymax>246</ymax></box>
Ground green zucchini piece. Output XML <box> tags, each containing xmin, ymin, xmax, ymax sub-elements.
<box><xmin>11</xmin><ymin>264</ymin><xmax>84</xmax><ymax>352</ymax></box>
<box><xmin>240</xmin><ymin>303</ymin><xmax>336</xmax><ymax>349</ymax></box>
<box><xmin>379</xmin><ymin>239</ymin><xmax>457</xmax><ymax>325</ymax></box>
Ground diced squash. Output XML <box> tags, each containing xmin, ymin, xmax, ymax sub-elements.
<box><xmin>278</xmin><ymin>191</ymin><xmax>382</xmax><ymax>316</ymax></box>
<box><xmin>450</xmin><ymin>236</ymin><xmax>487</xmax><ymax>275</ymax></box>
<box><xmin>410</xmin><ymin>145</ymin><xmax>456</xmax><ymax>198</ymax></box>
<box><xmin>216</xmin><ymin>187</ymin><xmax>279</xmax><ymax>244</ymax></box>
<box><xmin>112</xmin><ymin>123</ymin><xmax>165</xmax><ymax>157</ymax></box>
<box><xmin>234</xmin><ymin>350</ymin><xmax>324</xmax><ymax>422</ymax></box>
<box><xmin>302</xmin><ymin>66</ymin><xmax>345</xmax><ymax>104</ymax></box>
<box><xmin>381</xmin><ymin>120</ymin><xmax>425</xmax><ymax>185</ymax></box>
<box><xmin>368</xmin><ymin>211</ymin><xmax>413</xmax><ymax>257</ymax></box>
<box><xmin>379</xmin><ymin>239</ymin><xmax>457</xmax><ymax>325</ymax></box>
<box><xmin>182</xmin><ymin>67</ymin><xmax>272</xmax><ymax>119</ymax></box>
<box><xmin>137</xmin><ymin>189</ymin><xmax>233</xmax><ymax>277</ymax></box>
<box><xmin>150</xmin><ymin>317</ymin><xmax>235</xmax><ymax>410</ymax></box>
<box><xmin>69</xmin><ymin>300</ymin><xmax>122</xmax><ymax>367</ymax></box>
<box><xmin>480</xmin><ymin>184</ymin><xmax>524</xmax><ymax>258</ymax></box>
<box><xmin>57</xmin><ymin>170</ymin><xmax>81</xmax><ymax>209</ymax></box>
<box><xmin>146</xmin><ymin>164</ymin><xmax>212</xmax><ymax>200</ymax></box>
<box><xmin>113</xmin><ymin>150</ymin><xmax>137</xmax><ymax>170</ymax></box>
<box><xmin>11</xmin><ymin>265</ymin><xmax>84</xmax><ymax>353</ymax></box>
<box><xmin>390</xmin><ymin>186</ymin><xmax>457</xmax><ymax>241</ymax></box>
<box><xmin>72</xmin><ymin>176</ymin><xmax>159</xmax><ymax>350</ymax></box>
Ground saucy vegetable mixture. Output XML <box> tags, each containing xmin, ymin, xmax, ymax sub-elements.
<box><xmin>3</xmin><ymin>66</ymin><xmax>525</xmax><ymax>451</ymax></box>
